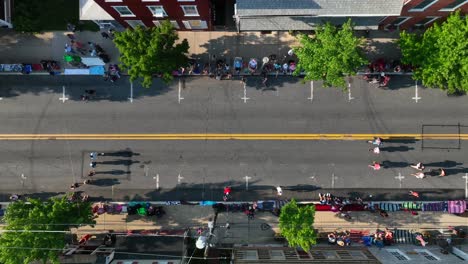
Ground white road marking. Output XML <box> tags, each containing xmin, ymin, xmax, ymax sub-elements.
<box><xmin>347</xmin><ymin>82</ymin><xmax>354</xmax><ymax>101</ymax></box>
<box><xmin>412</xmin><ymin>80</ymin><xmax>421</xmax><ymax>103</ymax></box>
<box><xmin>308</xmin><ymin>81</ymin><xmax>314</xmax><ymax>101</ymax></box>
<box><xmin>178</xmin><ymin>79</ymin><xmax>184</xmax><ymax>104</ymax></box>
<box><xmin>20</xmin><ymin>173</ymin><xmax>27</xmax><ymax>188</ymax></box>
<box><xmin>128</xmin><ymin>80</ymin><xmax>133</xmax><ymax>103</ymax></box>
<box><xmin>395</xmin><ymin>172</ymin><xmax>405</xmax><ymax>189</ymax></box>
<box><xmin>331</xmin><ymin>173</ymin><xmax>337</xmax><ymax>189</ymax></box>
<box><xmin>153</xmin><ymin>174</ymin><xmax>159</xmax><ymax>190</ymax></box>
<box><xmin>241</xmin><ymin>83</ymin><xmax>250</xmax><ymax>103</ymax></box>
<box><xmin>177</xmin><ymin>173</ymin><xmax>184</xmax><ymax>184</ymax></box>
<box><xmin>244</xmin><ymin>175</ymin><xmax>251</xmax><ymax>190</ymax></box>
<box><xmin>59</xmin><ymin>86</ymin><xmax>69</xmax><ymax>103</ymax></box>
<box><xmin>463</xmin><ymin>173</ymin><xmax>468</xmax><ymax>199</ymax></box>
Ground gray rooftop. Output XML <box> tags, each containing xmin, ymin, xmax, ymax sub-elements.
<box><xmin>236</xmin><ymin>0</ymin><xmax>403</xmax><ymax>17</ymax></box>
<box><xmin>239</xmin><ymin>16</ymin><xmax>384</xmax><ymax>31</ymax></box>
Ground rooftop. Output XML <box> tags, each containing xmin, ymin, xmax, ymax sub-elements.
<box><xmin>235</xmin><ymin>0</ymin><xmax>403</xmax><ymax>17</ymax></box>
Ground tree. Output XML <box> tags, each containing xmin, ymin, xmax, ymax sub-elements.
<box><xmin>399</xmin><ymin>11</ymin><xmax>468</xmax><ymax>94</ymax></box>
<box><xmin>279</xmin><ymin>199</ymin><xmax>317</xmax><ymax>251</ymax></box>
<box><xmin>113</xmin><ymin>20</ymin><xmax>190</xmax><ymax>88</ymax></box>
<box><xmin>0</xmin><ymin>196</ymin><xmax>95</xmax><ymax>264</ymax></box>
<box><xmin>12</xmin><ymin>0</ymin><xmax>42</xmax><ymax>32</ymax></box>
<box><xmin>293</xmin><ymin>19</ymin><xmax>367</xmax><ymax>88</ymax></box>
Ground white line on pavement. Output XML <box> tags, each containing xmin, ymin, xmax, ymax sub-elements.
<box><xmin>241</xmin><ymin>83</ymin><xmax>250</xmax><ymax>103</ymax></box>
<box><xmin>463</xmin><ymin>173</ymin><xmax>468</xmax><ymax>199</ymax></box>
<box><xmin>178</xmin><ymin>79</ymin><xmax>184</xmax><ymax>104</ymax></box>
<box><xmin>412</xmin><ymin>80</ymin><xmax>421</xmax><ymax>103</ymax></box>
<box><xmin>244</xmin><ymin>175</ymin><xmax>251</xmax><ymax>190</ymax></box>
<box><xmin>178</xmin><ymin>173</ymin><xmax>184</xmax><ymax>184</ymax></box>
<box><xmin>395</xmin><ymin>172</ymin><xmax>405</xmax><ymax>189</ymax></box>
<box><xmin>308</xmin><ymin>81</ymin><xmax>314</xmax><ymax>101</ymax></box>
<box><xmin>59</xmin><ymin>86</ymin><xmax>69</xmax><ymax>103</ymax></box>
<box><xmin>347</xmin><ymin>82</ymin><xmax>354</xmax><ymax>101</ymax></box>
<box><xmin>128</xmin><ymin>80</ymin><xmax>134</xmax><ymax>103</ymax></box>
<box><xmin>153</xmin><ymin>174</ymin><xmax>159</xmax><ymax>190</ymax></box>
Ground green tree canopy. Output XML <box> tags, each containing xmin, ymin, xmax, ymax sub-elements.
<box><xmin>293</xmin><ymin>19</ymin><xmax>367</xmax><ymax>88</ymax></box>
<box><xmin>0</xmin><ymin>196</ymin><xmax>95</xmax><ymax>264</ymax></box>
<box><xmin>279</xmin><ymin>199</ymin><xmax>317</xmax><ymax>251</ymax></box>
<box><xmin>114</xmin><ymin>20</ymin><xmax>190</xmax><ymax>88</ymax></box>
<box><xmin>12</xmin><ymin>0</ymin><xmax>41</xmax><ymax>32</ymax></box>
<box><xmin>399</xmin><ymin>11</ymin><xmax>468</xmax><ymax>94</ymax></box>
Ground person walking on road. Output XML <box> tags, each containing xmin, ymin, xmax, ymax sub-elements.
<box><xmin>411</xmin><ymin>172</ymin><xmax>426</xmax><ymax>179</ymax></box>
<box><xmin>429</xmin><ymin>168</ymin><xmax>446</xmax><ymax>177</ymax></box>
<box><xmin>367</xmin><ymin>137</ymin><xmax>383</xmax><ymax>146</ymax></box>
<box><xmin>368</xmin><ymin>161</ymin><xmax>381</xmax><ymax>170</ymax></box>
<box><xmin>410</xmin><ymin>162</ymin><xmax>425</xmax><ymax>170</ymax></box>
<box><xmin>369</xmin><ymin>147</ymin><xmax>380</xmax><ymax>154</ymax></box>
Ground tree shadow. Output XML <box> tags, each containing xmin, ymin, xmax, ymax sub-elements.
<box><xmin>380</xmin><ymin>146</ymin><xmax>414</xmax><ymax>152</ymax></box>
<box><xmin>0</xmin><ymin>191</ymin><xmax>66</xmax><ymax>202</ymax></box>
<box><xmin>0</xmin><ymin>75</ymin><xmax>173</xmax><ymax>101</ymax></box>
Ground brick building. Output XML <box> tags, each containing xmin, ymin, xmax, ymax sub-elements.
<box><xmin>380</xmin><ymin>0</ymin><xmax>468</xmax><ymax>30</ymax></box>
<box><xmin>90</xmin><ymin>0</ymin><xmax>235</xmax><ymax>31</ymax></box>
<box><xmin>81</xmin><ymin>0</ymin><xmax>466</xmax><ymax>31</ymax></box>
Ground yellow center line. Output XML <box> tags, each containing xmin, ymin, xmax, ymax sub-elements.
<box><xmin>0</xmin><ymin>134</ymin><xmax>465</xmax><ymax>140</ymax></box>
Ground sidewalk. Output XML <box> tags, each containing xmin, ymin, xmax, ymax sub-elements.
<box><xmin>0</xmin><ymin>29</ymin><xmax>402</xmax><ymax>68</ymax></box>
<box><xmin>1</xmin><ymin>187</ymin><xmax>465</xmax><ymax>203</ymax></box>
<box><xmin>74</xmin><ymin>204</ymin><xmax>468</xmax><ymax>244</ymax></box>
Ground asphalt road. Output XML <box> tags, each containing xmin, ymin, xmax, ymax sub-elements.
<box><xmin>0</xmin><ymin>75</ymin><xmax>467</xmax><ymax>200</ymax></box>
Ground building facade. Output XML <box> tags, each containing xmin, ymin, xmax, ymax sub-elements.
<box><xmin>93</xmin><ymin>0</ymin><xmax>213</xmax><ymax>31</ymax></box>
<box><xmin>234</xmin><ymin>0</ymin><xmax>404</xmax><ymax>32</ymax></box>
<box><xmin>380</xmin><ymin>0</ymin><xmax>468</xmax><ymax>30</ymax></box>
<box><xmin>86</xmin><ymin>0</ymin><xmax>467</xmax><ymax>32</ymax></box>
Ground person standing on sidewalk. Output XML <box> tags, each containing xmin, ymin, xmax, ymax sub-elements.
<box><xmin>409</xmin><ymin>190</ymin><xmax>420</xmax><ymax>198</ymax></box>
<box><xmin>276</xmin><ymin>186</ymin><xmax>283</xmax><ymax>196</ymax></box>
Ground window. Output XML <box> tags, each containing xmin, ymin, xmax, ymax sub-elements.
<box><xmin>388</xmin><ymin>16</ymin><xmax>411</xmax><ymax>26</ymax></box>
<box><xmin>238</xmin><ymin>250</ymin><xmax>258</xmax><ymax>260</ymax></box>
<box><xmin>269</xmin><ymin>250</ymin><xmax>285</xmax><ymax>260</ymax></box>
<box><xmin>148</xmin><ymin>6</ymin><xmax>167</xmax><ymax>17</ymax></box>
<box><xmin>153</xmin><ymin>20</ymin><xmax>180</xmax><ymax>29</ymax></box>
<box><xmin>409</xmin><ymin>0</ymin><xmax>438</xmax><ymax>11</ymax></box>
<box><xmin>126</xmin><ymin>20</ymin><xmax>146</xmax><ymax>29</ymax></box>
<box><xmin>182</xmin><ymin>20</ymin><xmax>207</xmax><ymax>29</ymax></box>
<box><xmin>181</xmin><ymin>5</ymin><xmax>199</xmax><ymax>16</ymax></box>
<box><xmin>440</xmin><ymin>0</ymin><xmax>467</xmax><ymax>11</ymax></box>
<box><xmin>415</xmin><ymin>16</ymin><xmax>439</xmax><ymax>25</ymax></box>
<box><xmin>386</xmin><ymin>249</ymin><xmax>410</xmax><ymax>261</ymax></box>
<box><xmin>113</xmin><ymin>6</ymin><xmax>134</xmax><ymax>17</ymax></box>
<box><xmin>170</xmin><ymin>21</ymin><xmax>180</xmax><ymax>29</ymax></box>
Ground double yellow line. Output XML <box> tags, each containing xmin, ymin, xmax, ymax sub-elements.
<box><xmin>0</xmin><ymin>134</ymin><xmax>465</xmax><ymax>140</ymax></box>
